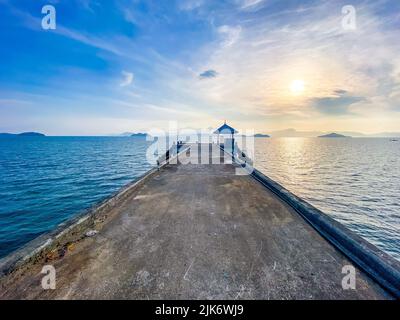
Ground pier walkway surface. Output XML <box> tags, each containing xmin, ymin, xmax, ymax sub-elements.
<box><xmin>0</xmin><ymin>144</ymin><xmax>393</xmax><ymax>299</ymax></box>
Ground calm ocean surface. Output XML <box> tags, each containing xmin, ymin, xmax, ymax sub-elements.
<box><xmin>0</xmin><ymin>137</ymin><xmax>153</xmax><ymax>258</ymax></box>
<box><xmin>0</xmin><ymin>137</ymin><xmax>399</xmax><ymax>261</ymax></box>
<box><xmin>254</xmin><ymin>138</ymin><xmax>400</xmax><ymax>261</ymax></box>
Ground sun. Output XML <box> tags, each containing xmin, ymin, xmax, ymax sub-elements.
<box><xmin>290</xmin><ymin>79</ymin><xmax>305</xmax><ymax>95</ymax></box>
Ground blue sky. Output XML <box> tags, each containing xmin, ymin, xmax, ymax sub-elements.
<box><xmin>0</xmin><ymin>0</ymin><xmax>399</xmax><ymax>135</ymax></box>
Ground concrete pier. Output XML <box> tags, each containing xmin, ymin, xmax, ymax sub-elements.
<box><xmin>0</xmin><ymin>144</ymin><xmax>396</xmax><ymax>299</ymax></box>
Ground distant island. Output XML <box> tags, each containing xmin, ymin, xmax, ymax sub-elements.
<box><xmin>253</xmin><ymin>133</ymin><xmax>270</xmax><ymax>138</ymax></box>
<box><xmin>318</xmin><ymin>133</ymin><xmax>349</xmax><ymax>138</ymax></box>
<box><xmin>0</xmin><ymin>132</ymin><xmax>45</xmax><ymax>137</ymax></box>
<box><xmin>267</xmin><ymin>128</ymin><xmax>400</xmax><ymax>138</ymax></box>
<box><xmin>130</xmin><ymin>133</ymin><xmax>147</xmax><ymax>137</ymax></box>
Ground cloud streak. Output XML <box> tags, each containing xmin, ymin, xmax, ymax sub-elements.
<box><xmin>240</xmin><ymin>0</ymin><xmax>265</xmax><ymax>10</ymax></box>
<box><xmin>120</xmin><ymin>71</ymin><xmax>134</xmax><ymax>87</ymax></box>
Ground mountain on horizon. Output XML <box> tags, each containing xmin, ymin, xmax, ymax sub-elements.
<box><xmin>267</xmin><ymin>128</ymin><xmax>400</xmax><ymax>138</ymax></box>
<box><xmin>131</xmin><ymin>133</ymin><xmax>147</xmax><ymax>137</ymax></box>
<box><xmin>318</xmin><ymin>133</ymin><xmax>348</xmax><ymax>138</ymax></box>
<box><xmin>269</xmin><ymin>128</ymin><xmax>323</xmax><ymax>138</ymax></box>
<box><xmin>0</xmin><ymin>132</ymin><xmax>45</xmax><ymax>137</ymax></box>
<box><xmin>115</xmin><ymin>132</ymin><xmax>148</xmax><ymax>137</ymax></box>
<box><xmin>119</xmin><ymin>132</ymin><xmax>134</xmax><ymax>136</ymax></box>
<box><xmin>110</xmin><ymin>129</ymin><xmax>400</xmax><ymax>138</ymax></box>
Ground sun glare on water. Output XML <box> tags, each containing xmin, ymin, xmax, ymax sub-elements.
<box><xmin>290</xmin><ymin>79</ymin><xmax>305</xmax><ymax>95</ymax></box>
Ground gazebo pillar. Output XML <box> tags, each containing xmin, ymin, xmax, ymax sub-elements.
<box><xmin>213</xmin><ymin>121</ymin><xmax>238</xmax><ymax>158</ymax></box>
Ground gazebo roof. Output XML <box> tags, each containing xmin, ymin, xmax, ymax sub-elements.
<box><xmin>214</xmin><ymin>122</ymin><xmax>238</xmax><ymax>134</ymax></box>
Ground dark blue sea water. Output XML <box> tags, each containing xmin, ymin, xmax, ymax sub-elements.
<box><xmin>0</xmin><ymin>137</ymin><xmax>153</xmax><ymax>258</ymax></box>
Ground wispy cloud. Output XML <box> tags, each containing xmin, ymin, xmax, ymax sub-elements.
<box><xmin>178</xmin><ymin>0</ymin><xmax>204</xmax><ymax>11</ymax></box>
<box><xmin>185</xmin><ymin>0</ymin><xmax>400</xmax><ymax>131</ymax></box>
<box><xmin>120</xmin><ymin>71</ymin><xmax>134</xmax><ymax>87</ymax></box>
<box><xmin>2</xmin><ymin>0</ymin><xmax>400</xmax><ymax>134</ymax></box>
<box><xmin>5</xmin><ymin>2</ymin><xmax>124</xmax><ymax>56</ymax></box>
<box><xmin>240</xmin><ymin>0</ymin><xmax>265</xmax><ymax>10</ymax></box>
<box><xmin>77</xmin><ymin>0</ymin><xmax>100</xmax><ymax>13</ymax></box>
<box><xmin>217</xmin><ymin>25</ymin><xmax>242</xmax><ymax>47</ymax></box>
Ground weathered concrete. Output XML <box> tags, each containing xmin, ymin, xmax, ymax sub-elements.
<box><xmin>0</xmin><ymin>144</ymin><xmax>394</xmax><ymax>299</ymax></box>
